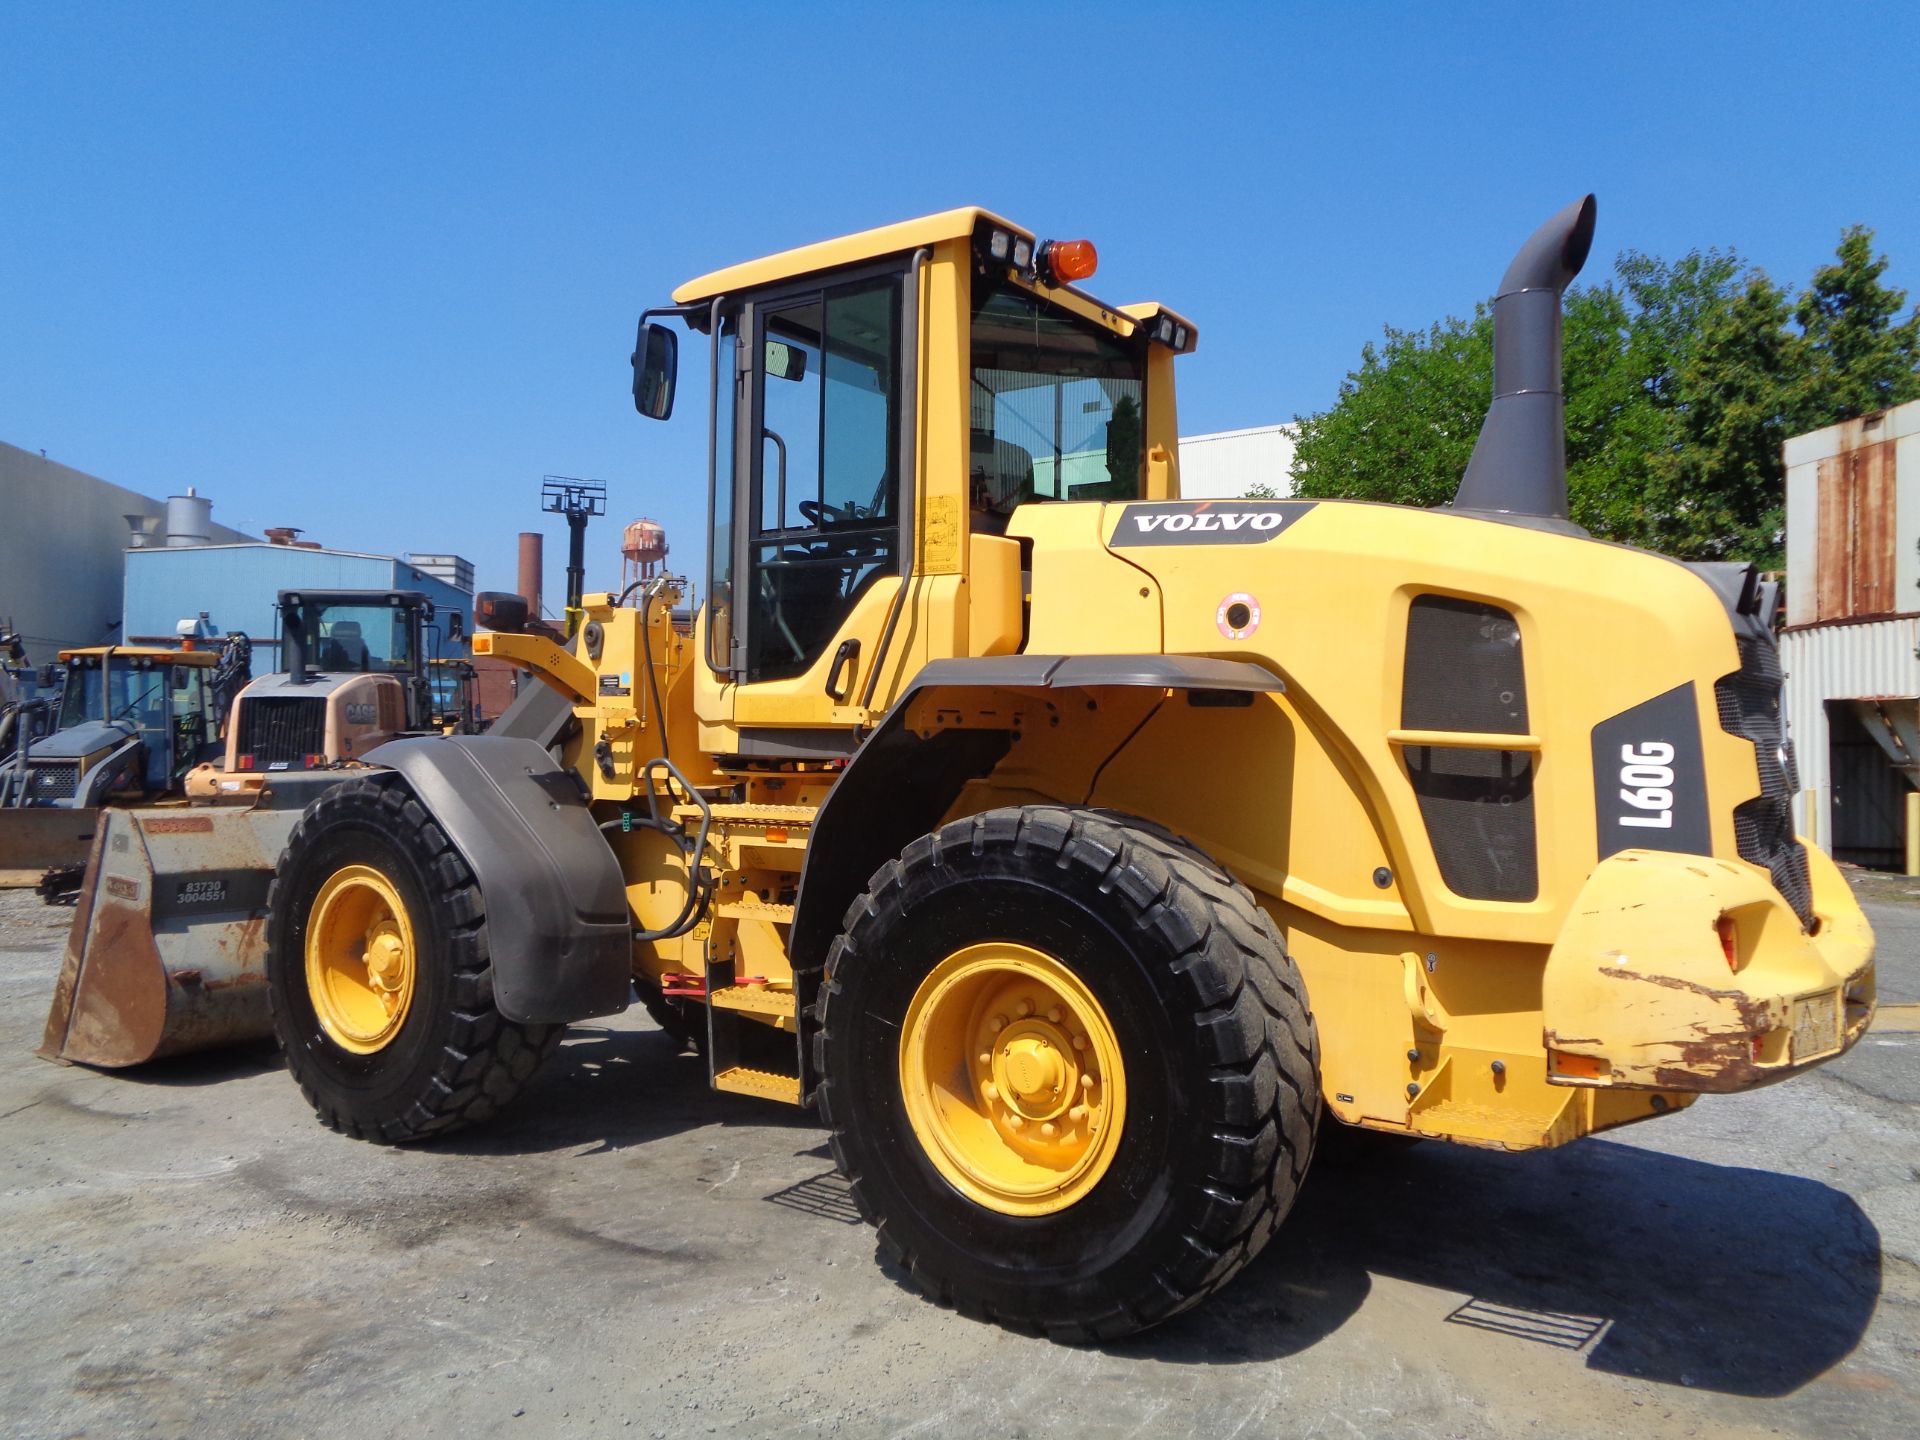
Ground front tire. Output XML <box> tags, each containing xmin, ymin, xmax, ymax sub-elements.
<box><xmin>816</xmin><ymin>806</ymin><xmax>1320</xmax><ymax>1341</ymax></box>
<box><xmin>266</xmin><ymin>776</ymin><xmax>561</xmax><ymax>1143</ymax></box>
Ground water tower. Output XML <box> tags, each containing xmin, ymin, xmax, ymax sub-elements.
<box><xmin>621</xmin><ymin>517</ymin><xmax>669</xmax><ymax>593</ymax></box>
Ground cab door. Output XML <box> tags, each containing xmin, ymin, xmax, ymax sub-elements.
<box><xmin>716</xmin><ymin>261</ymin><xmax>915</xmax><ymax>739</ymax></box>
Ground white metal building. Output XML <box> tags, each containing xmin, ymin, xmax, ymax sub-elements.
<box><xmin>1781</xmin><ymin>400</ymin><xmax>1920</xmax><ymax>867</ymax></box>
<box><xmin>0</xmin><ymin>441</ymin><xmax>252</xmax><ymax>664</ymax></box>
<box><xmin>1177</xmin><ymin>424</ymin><xmax>1298</xmax><ymax>499</ymax></box>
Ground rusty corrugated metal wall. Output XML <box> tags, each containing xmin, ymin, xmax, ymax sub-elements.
<box><xmin>1780</xmin><ymin>400</ymin><xmax>1920</xmax><ymax>858</ymax></box>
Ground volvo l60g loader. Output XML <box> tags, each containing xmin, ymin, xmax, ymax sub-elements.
<box><xmin>41</xmin><ymin>198</ymin><xmax>1876</xmax><ymax>1340</ymax></box>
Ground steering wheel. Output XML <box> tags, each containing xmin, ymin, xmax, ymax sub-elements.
<box><xmin>113</xmin><ymin>683</ymin><xmax>163</xmax><ymax>726</ymax></box>
<box><xmin>797</xmin><ymin>498</ymin><xmax>856</xmax><ymax>527</ymax></box>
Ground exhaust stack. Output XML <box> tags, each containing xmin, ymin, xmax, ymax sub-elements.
<box><xmin>1453</xmin><ymin>194</ymin><xmax>1597</xmax><ymax>530</ymax></box>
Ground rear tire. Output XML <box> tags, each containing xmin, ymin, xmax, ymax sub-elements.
<box><xmin>266</xmin><ymin>776</ymin><xmax>561</xmax><ymax>1143</ymax></box>
<box><xmin>815</xmin><ymin>805</ymin><xmax>1319</xmax><ymax>1341</ymax></box>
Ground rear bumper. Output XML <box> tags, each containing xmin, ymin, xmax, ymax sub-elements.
<box><xmin>1542</xmin><ymin>843</ymin><xmax>1874</xmax><ymax>1093</ymax></box>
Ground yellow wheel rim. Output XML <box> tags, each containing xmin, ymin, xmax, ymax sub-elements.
<box><xmin>304</xmin><ymin>864</ymin><xmax>417</xmax><ymax>1054</ymax></box>
<box><xmin>900</xmin><ymin>942</ymin><xmax>1127</xmax><ymax>1217</ymax></box>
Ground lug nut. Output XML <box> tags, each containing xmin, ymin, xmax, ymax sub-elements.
<box><xmin>1072</xmin><ymin>1034</ymin><xmax>1087</xmax><ymax>1051</ymax></box>
<box><xmin>983</xmin><ymin>1082</ymin><xmax>998</xmax><ymax>1101</ymax></box>
<box><xmin>990</xmin><ymin>1015</ymin><xmax>1006</xmax><ymax>1032</ymax></box>
<box><xmin>1016</xmin><ymin>1000</ymin><xmax>1033</xmax><ymax>1018</ymax></box>
<box><xmin>1040</xmin><ymin>1122</ymin><xmax>1057</xmax><ymax>1139</ymax></box>
<box><xmin>978</xmin><ymin>1052</ymin><xmax>992</xmax><ymax>1067</ymax></box>
<box><xmin>1047</xmin><ymin>1007</ymin><xmax>1063</xmax><ymax>1023</ymax></box>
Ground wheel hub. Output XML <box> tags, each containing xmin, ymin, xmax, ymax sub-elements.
<box><xmin>900</xmin><ymin>942</ymin><xmax>1126</xmax><ymax>1216</ymax></box>
<box><xmin>304</xmin><ymin>864</ymin><xmax>418</xmax><ymax>1054</ymax></box>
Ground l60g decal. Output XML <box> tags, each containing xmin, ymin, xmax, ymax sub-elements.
<box><xmin>1590</xmin><ymin>684</ymin><xmax>1709</xmax><ymax>858</ymax></box>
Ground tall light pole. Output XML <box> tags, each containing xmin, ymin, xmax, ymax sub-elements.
<box><xmin>540</xmin><ymin>476</ymin><xmax>606</xmax><ymax>636</ymax></box>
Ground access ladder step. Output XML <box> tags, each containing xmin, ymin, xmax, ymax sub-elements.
<box><xmin>709</xmin><ymin>984</ymin><xmax>797</xmax><ymax>1019</ymax></box>
<box><xmin>712</xmin><ymin>1066</ymin><xmax>803</xmax><ymax>1104</ymax></box>
<box><xmin>715</xmin><ymin>900</ymin><xmax>796</xmax><ymax>925</ymax></box>
<box><xmin>676</xmin><ymin>803</ymin><xmax>818</xmax><ymax>837</ymax></box>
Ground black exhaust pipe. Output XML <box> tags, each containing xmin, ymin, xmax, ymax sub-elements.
<box><xmin>1452</xmin><ymin>194</ymin><xmax>1597</xmax><ymax>532</ymax></box>
<box><xmin>282</xmin><ymin>599</ymin><xmax>311</xmax><ymax>686</ymax></box>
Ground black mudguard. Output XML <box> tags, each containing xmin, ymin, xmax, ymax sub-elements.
<box><xmin>365</xmin><ymin>735</ymin><xmax>632</xmax><ymax>1024</ymax></box>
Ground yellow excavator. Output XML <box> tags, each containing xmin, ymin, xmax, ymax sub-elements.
<box><xmin>40</xmin><ymin>198</ymin><xmax>1875</xmax><ymax>1340</ymax></box>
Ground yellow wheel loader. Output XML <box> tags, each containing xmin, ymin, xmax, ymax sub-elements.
<box><xmin>40</xmin><ymin>198</ymin><xmax>1876</xmax><ymax>1340</ymax></box>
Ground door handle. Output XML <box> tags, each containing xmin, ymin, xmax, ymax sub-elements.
<box><xmin>825</xmin><ymin>638</ymin><xmax>860</xmax><ymax>704</ymax></box>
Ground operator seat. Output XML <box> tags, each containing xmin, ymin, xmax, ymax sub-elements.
<box><xmin>970</xmin><ymin>434</ymin><xmax>1037</xmax><ymax>536</ymax></box>
<box><xmin>322</xmin><ymin>622</ymin><xmax>371</xmax><ymax>672</ymax></box>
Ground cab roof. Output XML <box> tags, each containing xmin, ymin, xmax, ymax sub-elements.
<box><xmin>58</xmin><ymin>646</ymin><xmax>219</xmax><ymax>665</ymax></box>
<box><xmin>672</xmin><ymin>207</ymin><xmax>1026</xmax><ymax>304</ymax></box>
<box><xmin>670</xmin><ymin>207</ymin><xmax>1199</xmax><ymax>350</ymax></box>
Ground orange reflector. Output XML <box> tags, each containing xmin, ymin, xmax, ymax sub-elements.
<box><xmin>765</xmin><ymin>826</ymin><xmax>789</xmax><ymax>845</ymax></box>
<box><xmin>1549</xmin><ymin>1050</ymin><xmax>1608</xmax><ymax>1081</ymax></box>
<box><xmin>1043</xmin><ymin>238</ymin><xmax>1098</xmax><ymax>284</ymax></box>
<box><xmin>1716</xmin><ymin>914</ymin><xmax>1739</xmax><ymax>970</ymax></box>
<box><xmin>472</xmin><ymin>634</ymin><xmax>493</xmax><ymax>655</ymax></box>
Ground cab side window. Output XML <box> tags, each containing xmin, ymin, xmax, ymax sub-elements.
<box><xmin>969</xmin><ymin>281</ymin><xmax>1145</xmax><ymax>534</ymax></box>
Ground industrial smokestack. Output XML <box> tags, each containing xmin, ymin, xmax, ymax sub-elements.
<box><xmin>517</xmin><ymin>532</ymin><xmax>544</xmax><ymax>618</ymax></box>
<box><xmin>1452</xmin><ymin>194</ymin><xmax>1597</xmax><ymax>530</ymax></box>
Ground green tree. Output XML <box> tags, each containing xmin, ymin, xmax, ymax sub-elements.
<box><xmin>1289</xmin><ymin>308</ymin><xmax>1493</xmax><ymax>511</ymax></box>
<box><xmin>1793</xmin><ymin>225</ymin><xmax>1920</xmax><ymax>426</ymax></box>
<box><xmin>1646</xmin><ymin>274</ymin><xmax>1800</xmax><ymax>563</ymax></box>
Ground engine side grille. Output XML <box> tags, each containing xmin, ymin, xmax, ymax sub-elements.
<box><xmin>236</xmin><ymin>697</ymin><xmax>327</xmax><ymax>769</ymax></box>
<box><xmin>1402</xmin><ymin>596</ymin><xmax>1538</xmax><ymax>901</ymax></box>
<box><xmin>29</xmin><ymin>761</ymin><xmax>79</xmax><ymax>802</ymax></box>
<box><xmin>1714</xmin><ymin>633</ymin><xmax>1814</xmax><ymax>927</ymax></box>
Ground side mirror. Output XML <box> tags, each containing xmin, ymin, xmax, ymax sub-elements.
<box><xmin>446</xmin><ymin>612</ymin><xmax>464</xmax><ymax>640</ymax></box>
<box><xmin>474</xmin><ymin>591</ymin><xmax>529</xmax><ymax>633</ymax></box>
<box><xmin>632</xmin><ymin>321</ymin><xmax>678</xmax><ymax>420</ymax></box>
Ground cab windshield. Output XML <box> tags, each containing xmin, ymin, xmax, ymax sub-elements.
<box><xmin>61</xmin><ymin>659</ymin><xmax>168</xmax><ymax>730</ymax></box>
<box><xmin>284</xmin><ymin>603</ymin><xmax>416</xmax><ymax>674</ymax></box>
<box><xmin>969</xmin><ymin>278</ymin><xmax>1146</xmax><ymax>532</ymax></box>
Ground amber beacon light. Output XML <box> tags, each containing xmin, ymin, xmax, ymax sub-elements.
<box><xmin>1039</xmin><ymin>238</ymin><xmax>1098</xmax><ymax>284</ymax></box>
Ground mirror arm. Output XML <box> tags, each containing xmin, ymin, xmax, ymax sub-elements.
<box><xmin>637</xmin><ymin>302</ymin><xmax>707</xmax><ymax>330</ymax></box>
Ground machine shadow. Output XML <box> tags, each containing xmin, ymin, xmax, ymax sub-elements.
<box><xmin>1124</xmin><ymin>1134</ymin><xmax>1882</xmax><ymax>1398</ymax></box>
<box><xmin>97</xmin><ymin>1036</ymin><xmax>284</xmax><ymax>1087</ymax></box>
<box><xmin>434</xmin><ymin>1020</ymin><xmax>824</xmax><ymax>1157</ymax></box>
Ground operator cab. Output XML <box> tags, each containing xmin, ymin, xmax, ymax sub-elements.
<box><xmin>630</xmin><ymin>208</ymin><xmax>1197</xmax><ymax>742</ymax></box>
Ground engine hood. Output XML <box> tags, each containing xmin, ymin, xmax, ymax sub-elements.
<box><xmin>25</xmin><ymin>720</ymin><xmax>137</xmax><ymax>763</ymax></box>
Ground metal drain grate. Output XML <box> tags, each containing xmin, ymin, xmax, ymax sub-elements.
<box><xmin>764</xmin><ymin>1169</ymin><xmax>863</xmax><ymax>1226</ymax></box>
<box><xmin>1444</xmin><ymin>1297</ymin><xmax>1607</xmax><ymax>1350</ymax></box>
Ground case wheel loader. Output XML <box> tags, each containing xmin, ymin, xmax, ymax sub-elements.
<box><xmin>40</xmin><ymin>197</ymin><xmax>1876</xmax><ymax>1340</ymax></box>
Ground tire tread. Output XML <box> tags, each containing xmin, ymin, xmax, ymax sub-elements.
<box><xmin>814</xmin><ymin>803</ymin><xmax>1319</xmax><ymax>1342</ymax></box>
<box><xmin>265</xmin><ymin>776</ymin><xmax>563</xmax><ymax>1145</ymax></box>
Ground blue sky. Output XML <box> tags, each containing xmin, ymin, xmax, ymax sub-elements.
<box><xmin>4</xmin><ymin>2</ymin><xmax>1916</xmax><ymax>607</ymax></box>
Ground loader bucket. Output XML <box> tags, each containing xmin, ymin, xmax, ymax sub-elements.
<box><xmin>38</xmin><ymin>805</ymin><xmax>294</xmax><ymax>1067</ymax></box>
<box><xmin>0</xmin><ymin>806</ymin><xmax>98</xmax><ymax>886</ymax></box>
